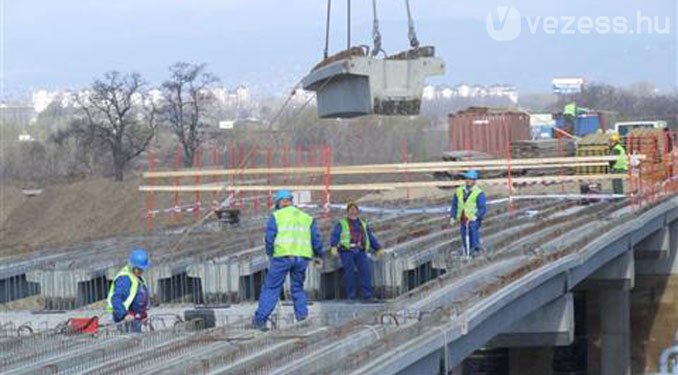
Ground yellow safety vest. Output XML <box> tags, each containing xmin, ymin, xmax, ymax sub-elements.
<box><xmin>564</xmin><ymin>103</ymin><xmax>577</xmax><ymax>117</ymax></box>
<box><xmin>339</xmin><ymin>218</ymin><xmax>371</xmax><ymax>251</ymax></box>
<box><xmin>455</xmin><ymin>186</ymin><xmax>483</xmax><ymax>220</ymax></box>
<box><xmin>272</xmin><ymin>206</ymin><xmax>314</xmax><ymax>258</ymax></box>
<box><xmin>612</xmin><ymin>143</ymin><xmax>629</xmax><ymax>171</ymax></box>
<box><xmin>106</xmin><ymin>265</ymin><xmax>145</xmax><ymax>313</ymax></box>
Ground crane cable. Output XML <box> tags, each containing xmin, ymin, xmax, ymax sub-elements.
<box><xmin>347</xmin><ymin>0</ymin><xmax>351</xmax><ymax>50</ymax></box>
<box><xmin>405</xmin><ymin>0</ymin><xmax>420</xmax><ymax>49</ymax></box>
<box><xmin>370</xmin><ymin>0</ymin><xmax>385</xmax><ymax>57</ymax></box>
<box><xmin>323</xmin><ymin>0</ymin><xmax>331</xmax><ymax>59</ymax></box>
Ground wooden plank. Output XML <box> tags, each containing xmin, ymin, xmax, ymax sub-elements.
<box><xmin>138</xmin><ymin>174</ymin><xmax>629</xmax><ymax>193</ymax></box>
<box><xmin>143</xmin><ymin>156</ymin><xmax>644</xmax><ymax>179</ymax></box>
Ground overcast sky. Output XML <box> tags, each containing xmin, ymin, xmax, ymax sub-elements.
<box><xmin>5</xmin><ymin>0</ymin><xmax>677</xmax><ymax>98</ymax></box>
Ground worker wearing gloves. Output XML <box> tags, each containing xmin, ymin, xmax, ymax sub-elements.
<box><xmin>252</xmin><ymin>190</ymin><xmax>324</xmax><ymax>331</ymax></box>
<box><xmin>106</xmin><ymin>249</ymin><xmax>150</xmax><ymax>333</ymax></box>
<box><xmin>329</xmin><ymin>202</ymin><xmax>383</xmax><ymax>302</ymax></box>
<box><xmin>609</xmin><ymin>133</ymin><xmax>629</xmax><ymax>195</ymax></box>
<box><xmin>450</xmin><ymin>170</ymin><xmax>487</xmax><ymax>257</ymax></box>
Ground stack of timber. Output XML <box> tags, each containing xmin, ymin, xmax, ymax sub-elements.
<box><xmin>511</xmin><ymin>139</ymin><xmax>577</xmax><ymax>177</ymax></box>
<box><xmin>576</xmin><ymin>133</ymin><xmax>610</xmax><ymax>175</ymax></box>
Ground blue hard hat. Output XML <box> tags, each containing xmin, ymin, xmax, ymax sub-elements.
<box><xmin>464</xmin><ymin>170</ymin><xmax>479</xmax><ymax>180</ymax></box>
<box><xmin>129</xmin><ymin>248</ymin><xmax>150</xmax><ymax>270</ymax></box>
<box><xmin>274</xmin><ymin>189</ymin><xmax>293</xmax><ymax>202</ymax></box>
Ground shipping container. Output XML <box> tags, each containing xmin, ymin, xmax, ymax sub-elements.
<box><xmin>448</xmin><ymin>107</ymin><xmax>530</xmax><ymax>157</ymax></box>
<box><xmin>554</xmin><ymin>113</ymin><xmax>603</xmax><ymax>138</ymax></box>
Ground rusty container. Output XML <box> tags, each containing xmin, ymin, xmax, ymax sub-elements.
<box><xmin>448</xmin><ymin>107</ymin><xmax>531</xmax><ymax>157</ymax></box>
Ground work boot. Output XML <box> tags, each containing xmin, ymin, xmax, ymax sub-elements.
<box><xmin>250</xmin><ymin>317</ymin><xmax>269</xmax><ymax>332</ymax></box>
<box><xmin>361</xmin><ymin>297</ymin><xmax>380</xmax><ymax>304</ymax></box>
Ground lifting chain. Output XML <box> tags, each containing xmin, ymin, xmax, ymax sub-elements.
<box><xmin>405</xmin><ymin>0</ymin><xmax>420</xmax><ymax>49</ymax></box>
<box><xmin>371</xmin><ymin>0</ymin><xmax>385</xmax><ymax>57</ymax></box>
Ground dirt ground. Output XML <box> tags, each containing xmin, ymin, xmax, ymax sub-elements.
<box><xmin>0</xmin><ymin>177</ymin><xmax>191</xmax><ymax>256</ymax></box>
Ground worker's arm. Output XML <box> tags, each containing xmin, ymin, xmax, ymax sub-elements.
<box><xmin>450</xmin><ymin>195</ymin><xmax>458</xmax><ymax>218</ymax></box>
<box><xmin>329</xmin><ymin>222</ymin><xmax>342</xmax><ymax>248</ymax></box>
<box><xmin>310</xmin><ymin>220</ymin><xmax>324</xmax><ymax>257</ymax></box>
<box><xmin>264</xmin><ymin>215</ymin><xmax>277</xmax><ymax>257</ymax></box>
<box><xmin>111</xmin><ymin>276</ymin><xmax>132</xmax><ymax>322</ymax></box>
<box><xmin>366</xmin><ymin>224</ymin><xmax>382</xmax><ymax>251</ymax></box>
<box><xmin>476</xmin><ymin>192</ymin><xmax>487</xmax><ymax>222</ymax></box>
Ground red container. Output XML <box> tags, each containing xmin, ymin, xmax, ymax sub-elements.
<box><xmin>69</xmin><ymin>317</ymin><xmax>99</xmax><ymax>333</ymax></box>
<box><xmin>448</xmin><ymin>107</ymin><xmax>530</xmax><ymax>157</ymax></box>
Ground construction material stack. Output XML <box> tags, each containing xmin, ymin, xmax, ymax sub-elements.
<box><xmin>511</xmin><ymin>139</ymin><xmax>577</xmax><ymax>177</ymax></box>
<box><xmin>628</xmin><ymin>128</ymin><xmax>670</xmax><ymax>186</ymax></box>
<box><xmin>576</xmin><ymin>133</ymin><xmax>610</xmax><ymax>175</ymax></box>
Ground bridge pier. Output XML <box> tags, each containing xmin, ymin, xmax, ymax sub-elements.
<box><xmin>600</xmin><ymin>289</ymin><xmax>631</xmax><ymax>375</ymax></box>
<box><xmin>578</xmin><ymin>251</ymin><xmax>634</xmax><ymax>375</ymax></box>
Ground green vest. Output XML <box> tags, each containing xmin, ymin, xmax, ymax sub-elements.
<box><xmin>564</xmin><ymin>102</ymin><xmax>577</xmax><ymax>117</ymax></box>
<box><xmin>106</xmin><ymin>265</ymin><xmax>145</xmax><ymax>313</ymax></box>
<box><xmin>455</xmin><ymin>186</ymin><xmax>483</xmax><ymax>220</ymax></box>
<box><xmin>612</xmin><ymin>143</ymin><xmax>629</xmax><ymax>171</ymax></box>
<box><xmin>339</xmin><ymin>218</ymin><xmax>371</xmax><ymax>251</ymax></box>
<box><xmin>272</xmin><ymin>206</ymin><xmax>314</xmax><ymax>258</ymax></box>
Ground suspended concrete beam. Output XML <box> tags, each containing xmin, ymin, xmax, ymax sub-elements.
<box><xmin>487</xmin><ymin>293</ymin><xmax>574</xmax><ymax>348</ymax></box>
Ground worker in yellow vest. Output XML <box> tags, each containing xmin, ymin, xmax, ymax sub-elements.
<box><xmin>252</xmin><ymin>190</ymin><xmax>324</xmax><ymax>331</ymax></box>
<box><xmin>450</xmin><ymin>170</ymin><xmax>487</xmax><ymax>257</ymax></box>
<box><xmin>609</xmin><ymin>133</ymin><xmax>629</xmax><ymax>195</ymax></box>
<box><xmin>106</xmin><ymin>249</ymin><xmax>150</xmax><ymax>333</ymax></box>
<box><xmin>329</xmin><ymin>202</ymin><xmax>383</xmax><ymax>302</ymax></box>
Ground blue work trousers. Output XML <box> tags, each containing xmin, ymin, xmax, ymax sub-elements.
<box><xmin>460</xmin><ymin>220</ymin><xmax>481</xmax><ymax>253</ymax></box>
<box><xmin>339</xmin><ymin>249</ymin><xmax>373</xmax><ymax>299</ymax></box>
<box><xmin>254</xmin><ymin>256</ymin><xmax>308</xmax><ymax>324</ymax></box>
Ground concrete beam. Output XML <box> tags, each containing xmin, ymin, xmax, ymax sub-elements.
<box><xmin>487</xmin><ymin>293</ymin><xmax>574</xmax><ymax>348</ymax></box>
<box><xmin>577</xmin><ymin>251</ymin><xmax>634</xmax><ymax>291</ymax></box>
<box><xmin>633</xmin><ymin>226</ymin><xmax>669</xmax><ymax>258</ymax></box>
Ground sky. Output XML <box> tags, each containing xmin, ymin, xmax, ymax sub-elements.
<box><xmin>4</xmin><ymin>0</ymin><xmax>678</xmax><ymax>98</ymax></box>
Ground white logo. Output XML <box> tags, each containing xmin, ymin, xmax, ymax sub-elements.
<box><xmin>486</xmin><ymin>6</ymin><xmax>522</xmax><ymax>42</ymax></box>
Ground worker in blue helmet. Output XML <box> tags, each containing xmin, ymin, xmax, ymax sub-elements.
<box><xmin>450</xmin><ymin>170</ymin><xmax>487</xmax><ymax>257</ymax></box>
<box><xmin>252</xmin><ymin>189</ymin><xmax>324</xmax><ymax>331</ymax></box>
<box><xmin>106</xmin><ymin>248</ymin><xmax>150</xmax><ymax>332</ymax></box>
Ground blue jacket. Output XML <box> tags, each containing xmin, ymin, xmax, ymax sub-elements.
<box><xmin>265</xmin><ymin>210</ymin><xmax>324</xmax><ymax>258</ymax></box>
<box><xmin>329</xmin><ymin>218</ymin><xmax>382</xmax><ymax>251</ymax></box>
<box><xmin>450</xmin><ymin>187</ymin><xmax>487</xmax><ymax>222</ymax></box>
<box><xmin>110</xmin><ymin>275</ymin><xmax>149</xmax><ymax>323</ymax></box>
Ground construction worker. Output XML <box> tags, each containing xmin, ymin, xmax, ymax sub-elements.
<box><xmin>107</xmin><ymin>249</ymin><xmax>150</xmax><ymax>333</ymax></box>
<box><xmin>329</xmin><ymin>202</ymin><xmax>383</xmax><ymax>302</ymax></box>
<box><xmin>252</xmin><ymin>190</ymin><xmax>324</xmax><ymax>331</ymax></box>
<box><xmin>450</xmin><ymin>170</ymin><xmax>487</xmax><ymax>257</ymax></box>
<box><xmin>609</xmin><ymin>133</ymin><xmax>629</xmax><ymax>195</ymax></box>
<box><xmin>563</xmin><ymin>102</ymin><xmax>577</xmax><ymax>130</ymax></box>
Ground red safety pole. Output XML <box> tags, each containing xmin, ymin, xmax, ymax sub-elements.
<box><xmin>193</xmin><ymin>147</ymin><xmax>202</xmax><ymax>219</ymax></box>
<box><xmin>211</xmin><ymin>146</ymin><xmax>219</xmax><ymax>203</ymax></box>
<box><xmin>296</xmin><ymin>143</ymin><xmax>303</xmax><ymax>186</ymax></box>
<box><xmin>504</xmin><ymin>121</ymin><xmax>514</xmax><ymax>217</ymax></box>
<box><xmin>252</xmin><ymin>144</ymin><xmax>260</xmax><ymax>216</ymax></box>
<box><xmin>323</xmin><ymin>145</ymin><xmax>331</xmax><ymax>219</ymax></box>
<box><xmin>558</xmin><ymin>137</ymin><xmax>565</xmax><ymax>193</ymax></box>
<box><xmin>267</xmin><ymin>145</ymin><xmax>273</xmax><ymax>209</ymax></box>
<box><xmin>671</xmin><ymin>132</ymin><xmax>676</xmax><ymax>193</ymax></box>
<box><xmin>238</xmin><ymin>142</ymin><xmax>244</xmax><ymax>210</ymax></box>
<box><xmin>146</xmin><ymin>144</ymin><xmax>155</xmax><ymax>232</ymax></box>
<box><xmin>283</xmin><ymin>142</ymin><xmax>290</xmax><ymax>185</ymax></box>
<box><xmin>402</xmin><ymin>138</ymin><xmax>410</xmax><ymax>201</ymax></box>
<box><xmin>308</xmin><ymin>144</ymin><xmax>316</xmax><ymax>186</ymax></box>
<box><xmin>230</xmin><ymin>140</ymin><xmax>236</xmax><ymax>208</ymax></box>
<box><xmin>174</xmin><ymin>143</ymin><xmax>183</xmax><ymax>223</ymax></box>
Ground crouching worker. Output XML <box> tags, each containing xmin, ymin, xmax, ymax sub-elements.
<box><xmin>107</xmin><ymin>248</ymin><xmax>150</xmax><ymax>333</ymax></box>
<box><xmin>329</xmin><ymin>202</ymin><xmax>383</xmax><ymax>302</ymax></box>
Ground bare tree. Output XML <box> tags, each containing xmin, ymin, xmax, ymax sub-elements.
<box><xmin>159</xmin><ymin>62</ymin><xmax>220</xmax><ymax>167</ymax></box>
<box><xmin>74</xmin><ymin>71</ymin><xmax>156</xmax><ymax>181</ymax></box>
